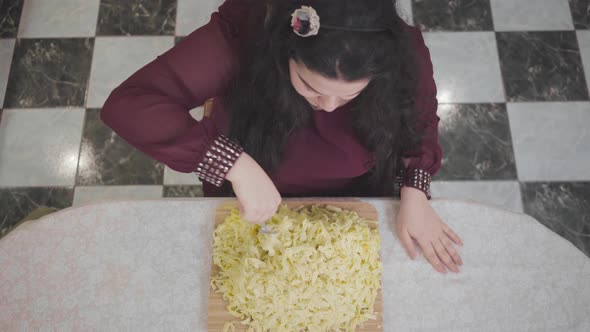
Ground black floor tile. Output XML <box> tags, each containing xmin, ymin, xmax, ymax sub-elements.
<box><xmin>0</xmin><ymin>187</ymin><xmax>74</xmax><ymax>239</ymax></box>
<box><xmin>521</xmin><ymin>182</ymin><xmax>590</xmax><ymax>258</ymax></box>
<box><xmin>77</xmin><ymin>109</ymin><xmax>164</xmax><ymax>185</ymax></box>
<box><xmin>4</xmin><ymin>38</ymin><xmax>94</xmax><ymax>108</ymax></box>
<box><xmin>436</xmin><ymin>103</ymin><xmax>517</xmax><ymax>180</ymax></box>
<box><xmin>0</xmin><ymin>0</ymin><xmax>24</xmax><ymax>38</ymax></box>
<box><xmin>497</xmin><ymin>31</ymin><xmax>588</xmax><ymax>101</ymax></box>
<box><xmin>569</xmin><ymin>0</ymin><xmax>590</xmax><ymax>29</ymax></box>
<box><xmin>163</xmin><ymin>185</ymin><xmax>204</xmax><ymax>197</ymax></box>
<box><xmin>96</xmin><ymin>0</ymin><xmax>177</xmax><ymax>36</ymax></box>
<box><xmin>412</xmin><ymin>0</ymin><xmax>493</xmax><ymax>31</ymax></box>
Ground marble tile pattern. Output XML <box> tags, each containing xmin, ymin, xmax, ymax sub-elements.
<box><xmin>86</xmin><ymin>36</ymin><xmax>174</xmax><ymax>108</ymax></box>
<box><xmin>396</xmin><ymin>0</ymin><xmax>414</xmax><ymax>26</ymax></box>
<box><xmin>422</xmin><ymin>32</ymin><xmax>504</xmax><ymax>103</ymax></box>
<box><xmin>96</xmin><ymin>0</ymin><xmax>177</xmax><ymax>36</ymax></box>
<box><xmin>412</xmin><ymin>0</ymin><xmax>494</xmax><ymax>31</ymax></box>
<box><xmin>521</xmin><ymin>182</ymin><xmax>590</xmax><ymax>257</ymax></box>
<box><xmin>175</xmin><ymin>0</ymin><xmax>222</xmax><ymax>36</ymax></box>
<box><xmin>0</xmin><ymin>108</ymin><xmax>85</xmax><ymax>187</ymax></box>
<box><xmin>0</xmin><ymin>0</ymin><xmax>588</xmax><ymax>258</ymax></box>
<box><xmin>4</xmin><ymin>38</ymin><xmax>94</xmax><ymax>108</ymax></box>
<box><xmin>490</xmin><ymin>0</ymin><xmax>574</xmax><ymax>31</ymax></box>
<box><xmin>77</xmin><ymin>109</ymin><xmax>164</xmax><ymax>186</ymax></box>
<box><xmin>164</xmin><ymin>166</ymin><xmax>202</xmax><ymax>185</ymax></box>
<box><xmin>496</xmin><ymin>31</ymin><xmax>588</xmax><ymax>102</ymax></box>
<box><xmin>0</xmin><ymin>0</ymin><xmax>23</xmax><ymax>38</ymax></box>
<box><xmin>17</xmin><ymin>0</ymin><xmax>100</xmax><ymax>38</ymax></box>
<box><xmin>431</xmin><ymin>180</ymin><xmax>523</xmax><ymax>213</ymax></box>
<box><xmin>0</xmin><ymin>38</ymin><xmax>16</xmax><ymax>107</ymax></box>
<box><xmin>569</xmin><ymin>0</ymin><xmax>590</xmax><ymax>29</ymax></box>
<box><xmin>73</xmin><ymin>185</ymin><xmax>164</xmax><ymax>206</ymax></box>
<box><xmin>436</xmin><ymin>103</ymin><xmax>517</xmax><ymax>180</ymax></box>
<box><xmin>576</xmin><ymin>30</ymin><xmax>590</xmax><ymax>96</ymax></box>
<box><xmin>508</xmin><ymin>102</ymin><xmax>590</xmax><ymax>181</ymax></box>
<box><xmin>0</xmin><ymin>187</ymin><xmax>74</xmax><ymax>238</ymax></box>
<box><xmin>163</xmin><ymin>185</ymin><xmax>204</xmax><ymax>197</ymax></box>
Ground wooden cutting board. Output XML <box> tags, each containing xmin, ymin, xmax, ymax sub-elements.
<box><xmin>208</xmin><ymin>200</ymin><xmax>383</xmax><ymax>331</ymax></box>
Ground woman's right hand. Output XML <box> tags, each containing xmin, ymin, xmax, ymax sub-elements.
<box><xmin>226</xmin><ymin>153</ymin><xmax>282</xmax><ymax>224</ymax></box>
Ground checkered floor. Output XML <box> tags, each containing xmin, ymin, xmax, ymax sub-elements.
<box><xmin>0</xmin><ymin>0</ymin><xmax>589</xmax><ymax>256</ymax></box>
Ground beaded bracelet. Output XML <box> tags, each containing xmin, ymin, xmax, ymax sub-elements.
<box><xmin>195</xmin><ymin>135</ymin><xmax>244</xmax><ymax>187</ymax></box>
<box><xmin>396</xmin><ymin>168</ymin><xmax>432</xmax><ymax>200</ymax></box>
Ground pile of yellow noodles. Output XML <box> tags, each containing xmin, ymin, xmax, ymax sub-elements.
<box><xmin>211</xmin><ymin>204</ymin><xmax>382</xmax><ymax>331</ymax></box>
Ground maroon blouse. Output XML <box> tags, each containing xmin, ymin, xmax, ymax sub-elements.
<box><xmin>101</xmin><ymin>0</ymin><xmax>441</xmax><ymax>197</ymax></box>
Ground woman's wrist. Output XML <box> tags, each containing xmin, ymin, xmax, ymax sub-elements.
<box><xmin>398</xmin><ymin>168</ymin><xmax>432</xmax><ymax>199</ymax></box>
<box><xmin>195</xmin><ymin>135</ymin><xmax>244</xmax><ymax>187</ymax></box>
<box><xmin>225</xmin><ymin>152</ymin><xmax>247</xmax><ymax>183</ymax></box>
<box><xmin>400</xmin><ymin>186</ymin><xmax>429</xmax><ymax>202</ymax></box>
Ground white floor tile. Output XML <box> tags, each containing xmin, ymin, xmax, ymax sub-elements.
<box><xmin>176</xmin><ymin>0</ymin><xmax>224</xmax><ymax>36</ymax></box>
<box><xmin>18</xmin><ymin>0</ymin><xmax>100</xmax><ymax>38</ymax></box>
<box><xmin>0</xmin><ymin>39</ymin><xmax>15</xmax><ymax>108</ymax></box>
<box><xmin>431</xmin><ymin>181</ymin><xmax>524</xmax><ymax>213</ymax></box>
<box><xmin>490</xmin><ymin>0</ymin><xmax>574</xmax><ymax>31</ymax></box>
<box><xmin>163</xmin><ymin>167</ymin><xmax>202</xmax><ymax>185</ymax></box>
<box><xmin>73</xmin><ymin>185</ymin><xmax>163</xmax><ymax>206</ymax></box>
<box><xmin>423</xmin><ymin>32</ymin><xmax>505</xmax><ymax>103</ymax></box>
<box><xmin>87</xmin><ymin>36</ymin><xmax>174</xmax><ymax>108</ymax></box>
<box><xmin>189</xmin><ymin>106</ymin><xmax>204</xmax><ymax>121</ymax></box>
<box><xmin>577</xmin><ymin>31</ymin><xmax>590</xmax><ymax>97</ymax></box>
<box><xmin>0</xmin><ymin>108</ymin><xmax>85</xmax><ymax>186</ymax></box>
<box><xmin>396</xmin><ymin>0</ymin><xmax>414</xmax><ymax>26</ymax></box>
<box><xmin>508</xmin><ymin>102</ymin><xmax>590</xmax><ymax>181</ymax></box>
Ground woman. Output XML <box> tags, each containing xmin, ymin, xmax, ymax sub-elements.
<box><xmin>101</xmin><ymin>0</ymin><xmax>464</xmax><ymax>274</ymax></box>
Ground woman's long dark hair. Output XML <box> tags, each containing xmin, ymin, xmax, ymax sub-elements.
<box><xmin>225</xmin><ymin>0</ymin><xmax>421</xmax><ymax>196</ymax></box>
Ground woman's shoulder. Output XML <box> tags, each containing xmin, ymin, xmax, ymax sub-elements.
<box><xmin>400</xmin><ymin>20</ymin><xmax>433</xmax><ymax>74</ymax></box>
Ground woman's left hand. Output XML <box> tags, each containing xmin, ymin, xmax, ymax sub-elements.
<box><xmin>396</xmin><ymin>187</ymin><xmax>464</xmax><ymax>274</ymax></box>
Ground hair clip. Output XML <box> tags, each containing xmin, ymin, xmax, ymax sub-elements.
<box><xmin>291</xmin><ymin>6</ymin><xmax>320</xmax><ymax>37</ymax></box>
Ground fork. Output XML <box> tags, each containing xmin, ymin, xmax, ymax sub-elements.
<box><xmin>259</xmin><ymin>224</ymin><xmax>277</xmax><ymax>234</ymax></box>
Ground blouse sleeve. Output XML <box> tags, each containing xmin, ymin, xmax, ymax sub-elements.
<box><xmin>398</xmin><ymin>28</ymin><xmax>442</xmax><ymax>199</ymax></box>
<box><xmin>100</xmin><ymin>0</ymin><xmax>256</xmax><ymax>186</ymax></box>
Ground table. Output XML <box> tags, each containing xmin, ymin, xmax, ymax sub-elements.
<box><xmin>1</xmin><ymin>198</ymin><xmax>589</xmax><ymax>331</ymax></box>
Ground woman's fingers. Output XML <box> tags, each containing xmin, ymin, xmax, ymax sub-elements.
<box><xmin>418</xmin><ymin>239</ymin><xmax>446</xmax><ymax>273</ymax></box>
<box><xmin>228</xmin><ymin>152</ymin><xmax>282</xmax><ymax>224</ymax></box>
<box><xmin>255</xmin><ymin>210</ymin><xmax>267</xmax><ymax>224</ymax></box>
<box><xmin>242</xmin><ymin>209</ymin><xmax>261</xmax><ymax>224</ymax></box>
<box><xmin>243</xmin><ymin>202</ymin><xmax>280</xmax><ymax>224</ymax></box>
<box><xmin>260</xmin><ymin>205</ymin><xmax>276</xmax><ymax>223</ymax></box>
<box><xmin>442</xmin><ymin>223</ymin><xmax>463</xmax><ymax>246</ymax></box>
<box><xmin>440</xmin><ymin>235</ymin><xmax>463</xmax><ymax>266</ymax></box>
<box><xmin>433</xmin><ymin>238</ymin><xmax>459</xmax><ymax>273</ymax></box>
<box><xmin>398</xmin><ymin>228</ymin><xmax>417</xmax><ymax>260</ymax></box>
<box><xmin>260</xmin><ymin>200</ymin><xmax>280</xmax><ymax>223</ymax></box>
<box><xmin>242</xmin><ymin>207</ymin><xmax>266</xmax><ymax>224</ymax></box>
